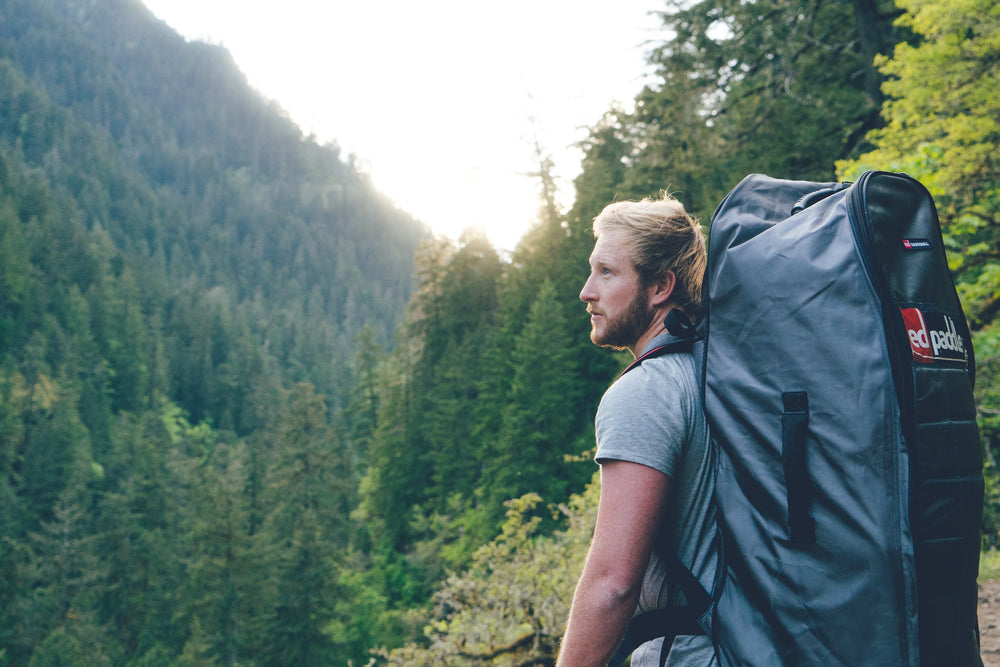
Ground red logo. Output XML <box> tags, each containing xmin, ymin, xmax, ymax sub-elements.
<box><xmin>901</xmin><ymin>308</ymin><xmax>932</xmax><ymax>362</ymax></box>
<box><xmin>900</xmin><ymin>307</ymin><xmax>967</xmax><ymax>365</ymax></box>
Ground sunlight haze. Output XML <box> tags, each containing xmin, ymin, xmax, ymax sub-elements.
<box><xmin>141</xmin><ymin>1</ymin><xmax>662</xmax><ymax>251</ymax></box>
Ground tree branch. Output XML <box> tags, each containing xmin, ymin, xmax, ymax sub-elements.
<box><xmin>456</xmin><ymin>629</ymin><xmax>558</xmax><ymax>666</ymax></box>
<box><xmin>972</xmin><ymin>294</ymin><xmax>1000</xmax><ymax>331</ymax></box>
<box><xmin>513</xmin><ymin>659</ymin><xmax>556</xmax><ymax>667</ymax></box>
<box><xmin>964</xmin><ymin>210</ymin><xmax>999</xmax><ymax>226</ymax></box>
<box><xmin>954</xmin><ymin>248</ymin><xmax>1000</xmax><ymax>273</ymax></box>
<box><xmin>457</xmin><ymin>633</ymin><xmax>535</xmax><ymax>661</ymax></box>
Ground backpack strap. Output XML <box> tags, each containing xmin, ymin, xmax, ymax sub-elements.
<box><xmin>610</xmin><ymin>536</ymin><xmax>713</xmax><ymax>666</ymax></box>
<box><xmin>620</xmin><ymin>309</ymin><xmax>699</xmax><ymax>376</ymax></box>
<box><xmin>610</xmin><ymin>310</ymin><xmax>712</xmax><ymax>666</ymax></box>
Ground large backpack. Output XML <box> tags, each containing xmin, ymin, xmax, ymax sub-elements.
<box><xmin>700</xmin><ymin>170</ymin><xmax>984</xmax><ymax>665</ymax></box>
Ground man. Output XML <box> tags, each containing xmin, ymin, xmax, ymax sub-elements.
<box><xmin>557</xmin><ymin>194</ymin><xmax>718</xmax><ymax>666</ymax></box>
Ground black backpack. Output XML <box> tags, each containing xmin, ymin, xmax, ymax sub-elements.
<box><xmin>622</xmin><ymin>171</ymin><xmax>984</xmax><ymax>666</ymax></box>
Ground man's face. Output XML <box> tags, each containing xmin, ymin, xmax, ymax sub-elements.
<box><xmin>579</xmin><ymin>230</ymin><xmax>651</xmax><ymax>350</ymax></box>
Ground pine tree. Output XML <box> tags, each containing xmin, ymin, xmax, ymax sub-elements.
<box><xmin>485</xmin><ymin>280</ymin><xmax>589</xmax><ymax>522</ymax></box>
<box><xmin>838</xmin><ymin>0</ymin><xmax>1000</xmax><ymax>327</ymax></box>
<box><xmin>345</xmin><ymin>324</ymin><xmax>383</xmax><ymax>492</ymax></box>
<box><xmin>171</xmin><ymin>427</ymin><xmax>255</xmax><ymax>665</ymax></box>
<box><xmin>257</xmin><ymin>383</ymin><xmax>347</xmax><ymax>665</ymax></box>
<box><xmin>620</xmin><ymin>0</ymin><xmax>904</xmax><ymax>220</ymax></box>
<box><xmin>93</xmin><ymin>410</ymin><xmax>184</xmax><ymax>657</ymax></box>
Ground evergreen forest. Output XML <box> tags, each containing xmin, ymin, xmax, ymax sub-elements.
<box><xmin>0</xmin><ymin>0</ymin><xmax>998</xmax><ymax>665</ymax></box>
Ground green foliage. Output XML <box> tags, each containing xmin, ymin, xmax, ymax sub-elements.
<box><xmin>975</xmin><ymin>326</ymin><xmax>1000</xmax><ymax>544</ymax></box>
<box><xmin>256</xmin><ymin>384</ymin><xmax>348</xmax><ymax>665</ymax></box>
<box><xmin>484</xmin><ymin>280</ymin><xmax>588</xmax><ymax>516</ymax></box>
<box><xmin>380</xmin><ymin>483</ymin><xmax>598</xmax><ymax>665</ymax></box>
<box><xmin>839</xmin><ymin>0</ymin><xmax>1000</xmax><ymax>189</ymax></box>
<box><xmin>613</xmin><ymin>0</ymin><xmax>904</xmax><ymax>221</ymax></box>
<box><xmin>170</xmin><ymin>433</ymin><xmax>255</xmax><ymax>664</ymax></box>
<box><xmin>0</xmin><ymin>0</ymin><xmax>424</xmax><ymax>663</ymax></box>
<box><xmin>838</xmin><ymin>0</ymin><xmax>1000</xmax><ymax>328</ymax></box>
<box><xmin>27</xmin><ymin>629</ymin><xmax>93</xmax><ymax>667</ymax></box>
<box><xmin>980</xmin><ymin>549</ymin><xmax>1000</xmax><ymax>583</ymax></box>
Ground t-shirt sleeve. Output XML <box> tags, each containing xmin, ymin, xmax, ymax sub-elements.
<box><xmin>594</xmin><ymin>360</ymin><xmax>690</xmax><ymax>479</ymax></box>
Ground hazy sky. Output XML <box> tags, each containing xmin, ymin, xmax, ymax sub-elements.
<box><xmin>141</xmin><ymin>1</ymin><xmax>663</xmax><ymax>251</ymax></box>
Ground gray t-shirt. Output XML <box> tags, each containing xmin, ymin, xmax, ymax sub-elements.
<box><xmin>595</xmin><ymin>334</ymin><xmax>718</xmax><ymax>666</ymax></box>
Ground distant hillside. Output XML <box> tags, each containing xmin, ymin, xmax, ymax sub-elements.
<box><xmin>0</xmin><ymin>0</ymin><xmax>428</xmax><ymax>420</ymax></box>
<box><xmin>0</xmin><ymin>0</ymin><xmax>434</xmax><ymax>663</ymax></box>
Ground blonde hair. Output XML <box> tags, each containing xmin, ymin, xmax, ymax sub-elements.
<box><xmin>593</xmin><ymin>194</ymin><xmax>707</xmax><ymax>315</ymax></box>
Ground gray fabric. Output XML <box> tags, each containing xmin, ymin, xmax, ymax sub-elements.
<box><xmin>595</xmin><ymin>334</ymin><xmax>718</xmax><ymax>666</ymax></box>
<box><xmin>705</xmin><ymin>174</ymin><xmax>918</xmax><ymax>666</ymax></box>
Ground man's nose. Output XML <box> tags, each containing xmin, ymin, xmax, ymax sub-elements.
<box><xmin>580</xmin><ymin>275</ymin><xmax>596</xmax><ymax>302</ymax></box>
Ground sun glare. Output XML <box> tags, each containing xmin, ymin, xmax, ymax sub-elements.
<box><xmin>142</xmin><ymin>0</ymin><xmax>660</xmax><ymax>252</ymax></box>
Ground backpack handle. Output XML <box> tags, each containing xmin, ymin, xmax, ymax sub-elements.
<box><xmin>791</xmin><ymin>182</ymin><xmax>851</xmax><ymax>215</ymax></box>
<box><xmin>782</xmin><ymin>391</ymin><xmax>815</xmax><ymax>543</ymax></box>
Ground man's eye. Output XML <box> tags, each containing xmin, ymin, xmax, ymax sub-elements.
<box><xmin>602</xmin><ymin>268</ymin><xmax>612</xmax><ymax>276</ymax></box>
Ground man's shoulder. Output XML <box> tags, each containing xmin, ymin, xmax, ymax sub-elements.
<box><xmin>598</xmin><ymin>351</ymin><xmax>700</xmax><ymax>429</ymax></box>
<box><xmin>595</xmin><ymin>350</ymin><xmax>707</xmax><ymax>485</ymax></box>
<box><xmin>606</xmin><ymin>351</ymin><xmax>697</xmax><ymax>401</ymax></box>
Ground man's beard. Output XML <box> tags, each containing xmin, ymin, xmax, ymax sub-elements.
<box><xmin>591</xmin><ymin>290</ymin><xmax>653</xmax><ymax>350</ymax></box>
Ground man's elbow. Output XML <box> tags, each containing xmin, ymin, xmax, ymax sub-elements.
<box><xmin>586</xmin><ymin>567</ymin><xmax>643</xmax><ymax>613</ymax></box>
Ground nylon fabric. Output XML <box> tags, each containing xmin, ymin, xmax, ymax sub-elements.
<box><xmin>707</xmin><ymin>178</ymin><xmax>914</xmax><ymax>665</ymax></box>
<box><xmin>704</xmin><ymin>171</ymin><xmax>982</xmax><ymax>666</ymax></box>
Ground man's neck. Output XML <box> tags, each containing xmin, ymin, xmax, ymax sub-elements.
<box><xmin>628</xmin><ymin>308</ymin><xmax>672</xmax><ymax>359</ymax></box>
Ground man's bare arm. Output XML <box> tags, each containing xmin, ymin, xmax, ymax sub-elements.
<box><xmin>557</xmin><ymin>460</ymin><xmax>671</xmax><ymax>666</ymax></box>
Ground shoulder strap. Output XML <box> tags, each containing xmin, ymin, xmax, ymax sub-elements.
<box><xmin>612</xmin><ymin>309</ymin><xmax>712</xmax><ymax>666</ymax></box>
<box><xmin>612</xmin><ymin>549</ymin><xmax>712</xmax><ymax>666</ymax></box>
<box><xmin>620</xmin><ymin>310</ymin><xmax>700</xmax><ymax>377</ymax></box>
<box><xmin>620</xmin><ymin>339</ymin><xmax>694</xmax><ymax>376</ymax></box>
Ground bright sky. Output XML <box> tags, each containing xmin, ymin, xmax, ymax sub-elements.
<box><xmin>141</xmin><ymin>1</ymin><xmax>662</xmax><ymax>252</ymax></box>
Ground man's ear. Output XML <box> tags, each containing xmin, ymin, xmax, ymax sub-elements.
<box><xmin>648</xmin><ymin>271</ymin><xmax>676</xmax><ymax>307</ymax></box>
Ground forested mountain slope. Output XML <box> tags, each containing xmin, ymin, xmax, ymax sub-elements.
<box><xmin>0</xmin><ymin>0</ymin><xmax>427</xmax><ymax>663</ymax></box>
<box><xmin>0</xmin><ymin>0</ymin><xmax>429</xmax><ymax>422</ymax></box>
